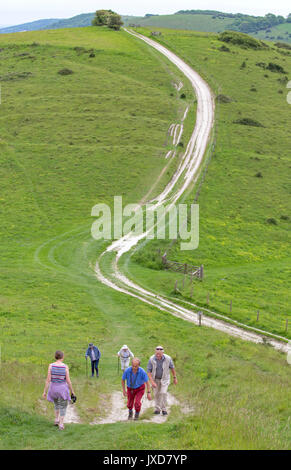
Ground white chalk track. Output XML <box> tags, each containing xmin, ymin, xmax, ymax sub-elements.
<box><xmin>95</xmin><ymin>30</ymin><xmax>288</xmax><ymax>354</ymax></box>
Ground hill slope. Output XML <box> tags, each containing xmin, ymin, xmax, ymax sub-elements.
<box><xmin>0</xmin><ymin>26</ymin><xmax>290</xmax><ymax>450</ymax></box>
<box><xmin>1</xmin><ymin>10</ymin><xmax>291</xmax><ymax>43</ymax></box>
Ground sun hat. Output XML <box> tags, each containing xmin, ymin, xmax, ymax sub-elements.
<box><xmin>122</xmin><ymin>345</ymin><xmax>128</xmax><ymax>349</ymax></box>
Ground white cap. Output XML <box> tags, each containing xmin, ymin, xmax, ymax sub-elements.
<box><xmin>122</xmin><ymin>345</ymin><xmax>128</xmax><ymax>349</ymax></box>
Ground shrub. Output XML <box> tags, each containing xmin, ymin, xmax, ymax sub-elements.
<box><xmin>218</xmin><ymin>31</ymin><xmax>268</xmax><ymax>50</ymax></box>
<box><xmin>266</xmin><ymin>62</ymin><xmax>287</xmax><ymax>74</ymax></box>
<box><xmin>275</xmin><ymin>42</ymin><xmax>291</xmax><ymax>50</ymax></box>
<box><xmin>266</xmin><ymin>218</ymin><xmax>277</xmax><ymax>225</ymax></box>
<box><xmin>219</xmin><ymin>45</ymin><xmax>231</xmax><ymax>52</ymax></box>
<box><xmin>233</xmin><ymin>118</ymin><xmax>264</xmax><ymax>127</ymax></box>
<box><xmin>216</xmin><ymin>94</ymin><xmax>232</xmax><ymax>103</ymax></box>
<box><xmin>255</xmin><ymin>172</ymin><xmax>263</xmax><ymax>177</ymax></box>
<box><xmin>58</xmin><ymin>68</ymin><xmax>74</xmax><ymax>75</ymax></box>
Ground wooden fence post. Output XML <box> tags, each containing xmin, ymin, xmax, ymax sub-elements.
<box><xmin>230</xmin><ymin>300</ymin><xmax>232</xmax><ymax>313</ymax></box>
<box><xmin>257</xmin><ymin>310</ymin><xmax>260</xmax><ymax>322</ymax></box>
<box><xmin>286</xmin><ymin>319</ymin><xmax>288</xmax><ymax>332</ymax></box>
<box><xmin>174</xmin><ymin>280</ymin><xmax>178</xmax><ymax>293</ymax></box>
<box><xmin>200</xmin><ymin>265</ymin><xmax>204</xmax><ymax>279</ymax></box>
<box><xmin>183</xmin><ymin>263</ymin><xmax>187</xmax><ymax>289</ymax></box>
<box><xmin>198</xmin><ymin>311</ymin><xmax>202</xmax><ymax>326</ymax></box>
<box><xmin>207</xmin><ymin>292</ymin><xmax>209</xmax><ymax>305</ymax></box>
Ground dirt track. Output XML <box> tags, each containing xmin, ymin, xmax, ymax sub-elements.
<box><xmin>94</xmin><ymin>30</ymin><xmax>289</xmax><ymax>354</ymax></box>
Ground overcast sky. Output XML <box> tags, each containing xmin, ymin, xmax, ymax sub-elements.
<box><xmin>1</xmin><ymin>0</ymin><xmax>290</xmax><ymax>26</ymax></box>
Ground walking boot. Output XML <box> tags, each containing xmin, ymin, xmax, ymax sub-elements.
<box><xmin>134</xmin><ymin>412</ymin><xmax>140</xmax><ymax>420</ymax></box>
<box><xmin>128</xmin><ymin>410</ymin><xmax>133</xmax><ymax>420</ymax></box>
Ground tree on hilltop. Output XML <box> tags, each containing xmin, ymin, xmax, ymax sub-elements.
<box><xmin>92</xmin><ymin>9</ymin><xmax>123</xmax><ymax>30</ymax></box>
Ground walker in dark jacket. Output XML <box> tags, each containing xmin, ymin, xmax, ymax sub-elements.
<box><xmin>85</xmin><ymin>344</ymin><xmax>101</xmax><ymax>377</ymax></box>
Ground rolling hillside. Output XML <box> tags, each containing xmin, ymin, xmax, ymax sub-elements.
<box><xmin>128</xmin><ymin>28</ymin><xmax>291</xmax><ymax>339</ymax></box>
<box><xmin>0</xmin><ymin>26</ymin><xmax>290</xmax><ymax>450</ymax></box>
<box><xmin>1</xmin><ymin>10</ymin><xmax>291</xmax><ymax>43</ymax></box>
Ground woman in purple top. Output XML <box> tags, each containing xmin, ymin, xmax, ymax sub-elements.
<box><xmin>43</xmin><ymin>350</ymin><xmax>75</xmax><ymax>430</ymax></box>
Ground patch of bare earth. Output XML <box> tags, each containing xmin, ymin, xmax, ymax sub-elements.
<box><xmin>90</xmin><ymin>391</ymin><xmax>193</xmax><ymax>425</ymax></box>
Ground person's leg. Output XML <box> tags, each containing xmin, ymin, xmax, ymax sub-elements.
<box><xmin>127</xmin><ymin>387</ymin><xmax>134</xmax><ymax>410</ymax></box>
<box><xmin>58</xmin><ymin>399</ymin><xmax>68</xmax><ymax>430</ymax></box>
<box><xmin>154</xmin><ymin>379</ymin><xmax>162</xmax><ymax>412</ymax></box>
<box><xmin>159</xmin><ymin>383</ymin><xmax>169</xmax><ymax>413</ymax></box>
<box><xmin>126</xmin><ymin>387</ymin><xmax>134</xmax><ymax>419</ymax></box>
<box><xmin>133</xmin><ymin>385</ymin><xmax>145</xmax><ymax>414</ymax></box>
<box><xmin>91</xmin><ymin>360</ymin><xmax>95</xmax><ymax>376</ymax></box>
<box><xmin>53</xmin><ymin>399</ymin><xmax>60</xmax><ymax>424</ymax></box>
<box><xmin>95</xmin><ymin>359</ymin><xmax>99</xmax><ymax>377</ymax></box>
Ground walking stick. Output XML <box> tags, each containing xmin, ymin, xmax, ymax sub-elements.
<box><xmin>117</xmin><ymin>356</ymin><xmax>120</xmax><ymax>375</ymax></box>
<box><xmin>86</xmin><ymin>358</ymin><xmax>88</xmax><ymax>378</ymax></box>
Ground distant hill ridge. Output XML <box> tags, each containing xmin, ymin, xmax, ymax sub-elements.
<box><xmin>1</xmin><ymin>10</ymin><xmax>290</xmax><ymax>43</ymax></box>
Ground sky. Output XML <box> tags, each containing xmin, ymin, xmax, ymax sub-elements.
<box><xmin>1</xmin><ymin>0</ymin><xmax>290</xmax><ymax>26</ymax></box>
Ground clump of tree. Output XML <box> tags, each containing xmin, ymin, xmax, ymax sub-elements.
<box><xmin>233</xmin><ymin>117</ymin><xmax>264</xmax><ymax>127</ymax></box>
<box><xmin>92</xmin><ymin>10</ymin><xmax>123</xmax><ymax>30</ymax></box>
<box><xmin>219</xmin><ymin>31</ymin><xmax>268</xmax><ymax>49</ymax></box>
<box><xmin>175</xmin><ymin>10</ymin><xmax>288</xmax><ymax>34</ymax></box>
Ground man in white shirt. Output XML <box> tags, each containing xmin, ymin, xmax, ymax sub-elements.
<box><xmin>147</xmin><ymin>346</ymin><xmax>177</xmax><ymax>415</ymax></box>
<box><xmin>117</xmin><ymin>345</ymin><xmax>134</xmax><ymax>371</ymax></box>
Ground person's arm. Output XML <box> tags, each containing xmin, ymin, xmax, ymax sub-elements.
<box><xmin>65</xmin><ymin>366</ymin><xmax>75</xmax><ymax>395</ymax></box>
<box><xmin>121</xmin><ymin>379</ymin><xmax>127</xmax><ymax>397</ymax></box>
<box><xmin>43</xmin><ymin>365</ymin><xmax>51</xmax><ymax>398</ymax></box>
<box><xmin>171</xmin><ymin>367</ymin><xmax>178</xmax><ymax>385</ymax></box>
<box><xmin>144</xmin><ymin>375</ymin><xmax>152</xmax><ymax>400</ymax></box>
<box><xmin>147</xmin><ymin>371</ymin><xmax>157</xmax><ymax>388</ymax></box>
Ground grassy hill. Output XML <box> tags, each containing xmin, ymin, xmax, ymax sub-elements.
<box><xmin>123</xmin><ymin>13</ymin><xmax>235</xmax><ymax>33</ymax></box>
<box><xmin>0</xmin><ymin>26</ymin><xmax>290</xmax><ymax>450</ymax></box>
<box><xmin>2</xmin><ymin>10</ymin><xmax>291</xmax><ymax>44</ymax></box>
<box><xmin>127</xmin><ymin>28</ymin><xmax>291</xmax><ymax>339</ymax></box>
<box><xmin>0</xmin><ymin>18</ymin><xmax>61</xmax><ymax>34</ymax></box>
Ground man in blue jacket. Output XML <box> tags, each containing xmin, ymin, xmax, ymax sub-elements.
<box><xmin>122</xmin><ymin>358</ymin><xmax>152</xmax><ymax>420</ymax></box>
<box><xmin>85</xmin><ymin>343</ymin><xmax>101</xmax><ymax>378</ymax></box>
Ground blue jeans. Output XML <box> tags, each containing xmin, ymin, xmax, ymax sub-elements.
<box><xmin>91</xmin><ymin>359</ymin><xmax>99</xmax><ymax>376</ymax></box>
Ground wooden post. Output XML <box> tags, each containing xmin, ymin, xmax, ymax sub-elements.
<box><xmin>257</xmin><ymin>310</ymin><xmax>260</xmax><ymax>322</ymax></box>
<box><xmin>183</xmin><ymin>263</ymin><xmax>187</xmax><ymax>289</ymax></box>
<box><xmin>200</xmin><ymin>265</ymin><xmax>204</xmax><ymax>279</ymax></box>
<box><xmin>190</xmin><ymin>284</ymin><xmax>194</xmax><ymax>298</ymax></box>
<box><xmin>230</xmin><ymin>300</ymin><xmax>232</xmax><ymax>313</ymax></box>
<box><xmin>198</xmin><ymin>311</ymin><xmax>202</xmax><ymax>326</ymax></box>
<box><xmin>286</xmin><ymin>319</ymin><xmax>288</xmax><ymax>332</ymax></box>
<box><xmin>207</xmin><ymin>292</ymin><xmax>209</xmax><ymax>305</ymax></box>
<box><xmin>174</xmin><ymin>280</ymin><xmax>178</xmax><ymax>293</ymax></box>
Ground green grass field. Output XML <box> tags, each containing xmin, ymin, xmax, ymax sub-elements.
<box><xmin>0</xmin><ymin>26</ymin><xmax>290</xmax><ymax>450</ymax></box>
<box><xmin>127</xmin><ymin>28</ymin><xmax>291</xmax><ymax>339</ymax></box>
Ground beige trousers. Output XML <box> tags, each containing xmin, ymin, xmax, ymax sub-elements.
<box><xmin>153</xmin><ymin>378</ymin><xmax>169</xmax><ymax>411</ymax></box>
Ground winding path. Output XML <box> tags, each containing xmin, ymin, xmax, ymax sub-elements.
<box><xmin>94</xmin><ymin>30</ymin><xmax>288</xmax><ymax>354</ymax></box>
